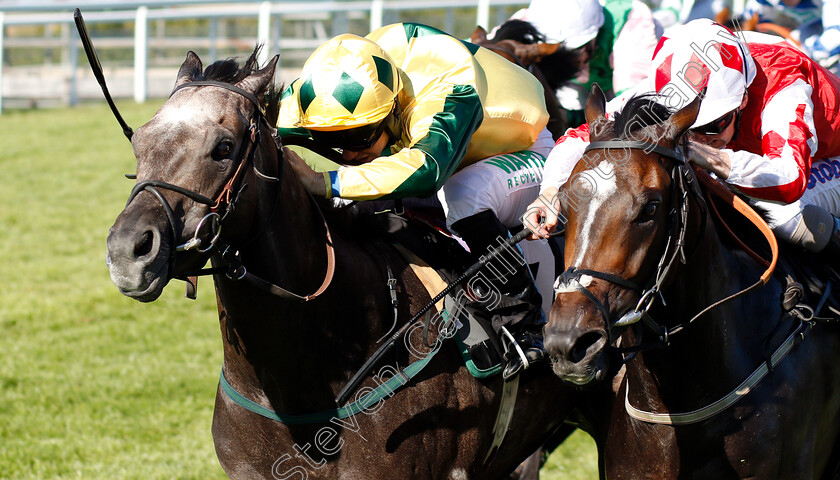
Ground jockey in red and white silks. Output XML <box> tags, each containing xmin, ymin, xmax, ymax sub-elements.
<box><xmin>531</xmin><ymin>19</ymin><xmax>840</xmax><ymax>254</ymax></box>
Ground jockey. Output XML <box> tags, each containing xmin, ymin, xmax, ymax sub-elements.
<box><xmin>276</xmin><ymin>23</ymin><xmax>555</xmax><ymax>379</ymax></box>
<box><xmin>500</xmin><ymin>0</ymin><xmax>661</xmax><ymax>127</ymax></box>
<box><xmin>525</xmin><ymin>19</ymin><xmax>840</xmax><ymax>262</ymax></box>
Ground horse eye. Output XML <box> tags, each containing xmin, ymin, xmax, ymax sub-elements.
<box><xmin>638</xmin><ymin>201</ymin><xmax>659</xmax><ymax>222</ymax></box>
<box><xmin>212</xmin><ymin>141</ymin><xmax>233</xmax><ymax>161</ymax></box>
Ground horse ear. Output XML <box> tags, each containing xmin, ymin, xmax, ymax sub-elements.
<box><xmin>668</xmin><ymin>93</ymin><xmax>702</xmax><ymax>140</ymax></box>
<box><xmin>470</xmin><ymin>26</ymin><xmax>488</xmax><ymax>43</ymax></box>
<box><xmin>175</xmin><ymin>51</ymin><xmax>202</xmax><ymax>88</ymax></box>
<box><xmin>585</xmin><ymin>84</ymin><xmax>609</xmax><ymax>138</ymax></box>
<box><xmin>237</xmin><ymin>55</ymin><xmax>279</xmax><ymax>96</ymax></box>
<box><xmin>585</xmin><ymin>83</ymin><xmax>607</xmax><ymax>125</ymax></box>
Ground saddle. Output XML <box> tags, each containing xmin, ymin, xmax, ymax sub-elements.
<box><xmin>352</xmin><ymin>202</ymin><xmax>508</xmax><ymax>377</ymax></box>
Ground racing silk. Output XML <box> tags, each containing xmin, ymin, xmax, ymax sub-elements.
<box><xmin>542</xmin><ymin>38</ymin><xmax>840</xmax><ymax>204</ymax></box>
<box><xmin>558</xmin><ymin>0</ymin><xmax>661</xmax><ymax>127</ymax></box>
<box><xmin>277</xmin><ymin>23</ymin><xmax>548</xmax><ymax>200</ymax></box>
<box><xmin>726</xmin><ymin>40</ymin><xmax>840</xmax><ymax>202</ymax></box>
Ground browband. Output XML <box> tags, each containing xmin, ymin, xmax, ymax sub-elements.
<box><xmin>585</xmin><ymin>140</ymin><xmax>685</xmax><ymax>164</ymax></box>
<box><xmin>170</xmin><ymin>80</ymin><xmax>262</xmax><ymax>110</ymax></box>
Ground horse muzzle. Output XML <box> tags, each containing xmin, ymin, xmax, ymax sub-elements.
<box><xmin>544</xmin><ymin>323</ymin><xmax>610</xmax><ymax>387</ymax></box>
<box><xmin>106</xmin><ymin>216</ymin><xmax>172</xmax><ymax>302</ymax></box>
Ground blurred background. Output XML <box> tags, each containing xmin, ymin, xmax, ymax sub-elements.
<box><xmin>0</xmin><ymin>0</ymin><xmax>529</xmax><ymax>111</ymax></box>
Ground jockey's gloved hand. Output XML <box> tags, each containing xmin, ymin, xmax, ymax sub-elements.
<box><xmin>284</xmin><ymin>147</ymin><xmax>329</xmax><ymax>197</ymax></box>
<box><xmin>686</xmin><ymin>140</ymin><xmax>732</xmax><ymax>179</ymax></box>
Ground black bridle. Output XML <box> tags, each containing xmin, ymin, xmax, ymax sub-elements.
<box><xmin>126</xmin><ymin>80</ymin><xmax>268</xmax><ymax>272</ymax></box>
<box><xmin>125</xmin><ymin>80</ymin><xmax>338</xmax><ymax>303</ymax></box>
<box><xmin>554</xmin><ymin>140</ymin><xmax>707</xmax><ymax>352</ymax></box>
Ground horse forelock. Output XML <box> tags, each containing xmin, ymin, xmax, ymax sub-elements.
<box><xmin>611</xmin><ymin>93</ymin><xmax>678</xmax><ymax>145</ymax></box>
<box><xmin>176</xmin><ymin>46</ymin><xmax>282</xmax><ymax>121</ymax></box>
<box><xmin>200</xmin><ymin>48</ymin><xmax>260</xmax><ymax>84</ymax></box>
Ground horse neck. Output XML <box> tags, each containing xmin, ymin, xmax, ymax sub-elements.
<box><xmin>214</xmin><ymin>135</ymin><xmax>345</xmax><ymax>411</ymax></box>
<box><xmin>247</xmin><ymin>143</ymin><xmax>329</xmax><ymax>292</ymax></box>
<box><xmin>625</xmin><ymin>203</ymin><xmax>783</xmax><ymax>411</ymax></box>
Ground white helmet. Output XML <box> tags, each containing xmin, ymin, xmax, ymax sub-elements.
<box><xmin>526</xmin><ymin>0</ymin><xmax>604</xmax><ymax>49</ymax></box>
<box><xmin>649</xmin><ymin>19</ymin><xmax>756</xmax><ymax>128</ymax></box>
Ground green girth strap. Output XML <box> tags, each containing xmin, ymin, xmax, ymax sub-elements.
<box><xmin>219</xmin><ymin>347</ymin><xmax>440</xmax><ymax>425</ymax></box>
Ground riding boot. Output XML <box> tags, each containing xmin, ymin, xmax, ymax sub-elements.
<box><xmin>450</xmin><ymin>210</ymin><xmax>547</xmax><ymax>381</ymax></box>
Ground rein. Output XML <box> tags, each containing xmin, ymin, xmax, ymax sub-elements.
<box><xmin>219</xmin><ymin>347</ymin><xmax>442</xmax><ymax>424</ymax></box>
<box><xmin>563</xmin><ymin>139</ymin><xmax>799</xmax><ymax>426</ymax></box>
<box><xmin>126</xmin><ymin>80</ymin><xmax>337</xmax><ymax>303</ymax></box>
<box><xmin>625</xmin><ymin>318</ymin><xmax>811</xmax><ymax>425</ymax></box>
<box><xmin>556</xmin><ymin>140</ymin><xmax>779</xmax><ymax>351</ymax></box>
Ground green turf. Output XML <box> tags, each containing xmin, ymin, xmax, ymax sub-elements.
<box><xmin>0</xmin><ymin>101</ymin><xmax>597</xmax><ymax>479</ymax></box>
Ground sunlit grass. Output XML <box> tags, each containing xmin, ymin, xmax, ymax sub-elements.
<box><xmin>0</xmin><ymin>100</ymin><xmax>227</xmax><ymax>480</ymax></box>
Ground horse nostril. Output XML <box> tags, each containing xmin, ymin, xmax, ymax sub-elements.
<box><xmin>134</xmin><ymin>231</ymin><xmax>154</xmax><ymax>259</ymax></box>
<box><xmin>569</xmin><ymin>331</ymin><xmax>604</xmax><ymax>363</ymax></box>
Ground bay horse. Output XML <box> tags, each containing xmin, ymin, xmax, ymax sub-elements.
<box><xmin>104</xmin><ymin>49</ymin><xmax>586</xmax><ymax>479</ymax></box>
<box><xmin>543</xmin><ymin>86</ymin><xmax>840</xmax><ymax>478</ymax></box>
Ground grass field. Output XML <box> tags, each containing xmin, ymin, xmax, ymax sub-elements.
<box><xmin>0</xmin><ymin>100</ymin><xmax>597</xmax><ymax>479</ymax></box>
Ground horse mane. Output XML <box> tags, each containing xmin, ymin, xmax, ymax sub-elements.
<box><xmin>192</xmin><ymin>46</ymin><xmax>283</xmax><ymax>125</ymax></box>
<box><xmin>591</xmin><ymin>93</ymin><xmax>677</xmax><ymax>142</ymax></box>
<box><xmin>492</xmin><ymin>19</ymin><xmax>545</xmax><ymax>44</ymax></box>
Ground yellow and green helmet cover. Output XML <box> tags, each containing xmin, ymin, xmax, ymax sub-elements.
<box><xmin>295</xmin><ymin>34</ymin><xmax>400</xmax><ymax>131</ymax></box>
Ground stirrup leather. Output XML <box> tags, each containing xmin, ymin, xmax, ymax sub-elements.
<box><xmin>500</xmin><ymin>326</ymin><xmax>530</xmax><ymax>372</ymax></box>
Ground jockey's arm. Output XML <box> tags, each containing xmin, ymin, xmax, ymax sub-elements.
<box><xmin>324</xmin><ymin>87</ymin><xmax>482</xmax><ymax>201</ymax></box>
<box><xmin>714</xmin><ymin>80</ymin><xmax>818</xmax><ymax>204</ymax></box>
<box><xmin>523</xmin><ymin>123</ymin><xmax>590</xmax><ymax>239</ymax></box>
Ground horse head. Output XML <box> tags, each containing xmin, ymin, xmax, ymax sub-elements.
<box><xmin>106</xmin><ymin>50</ymin><xmax>279</xmax><ymax>302</ymax></box>
<box><xmin>544</xmin><ymin>85</ymin><xmax>701</xmax><ymax>386</ymax></box>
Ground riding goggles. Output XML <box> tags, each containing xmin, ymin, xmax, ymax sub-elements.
<box><xmin>691</xmin><ymin>110</ymin><xmax>736</xmax><ymax>136</ymax></box>
<box><xmin>309</xmin><ymin>119</ymin><xmax>387</xmax><ymax>151</ymax></box>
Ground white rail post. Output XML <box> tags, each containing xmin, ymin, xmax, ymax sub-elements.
<box><xmin>134</xmin><ymin>6</ymin><xmax>148</xmax><ymax>103</ymax></box>
<box><xmin>258</xmin><ymin>1</ymin><xmax>271</xmax><ymax>66</ymax></box>
<box><xmin>209</xmin><ymin>17</ymin><xmax>219</xmax><ymax>61</ymax></box>
<box><xmin>370</xmin><ymin>0</ymin><xmax>384</xmax><ymax>32</ymax></box>
<box><xmin>0</xmin><ymin>12</ymin><xmax>5</xmax><ymax>115</ymax></box>
<box><xmin>477</xmin><ymin>0</ymin><xmax>491</xmax><ymax>30</ymax></box>
<box><xmin>68</xmin><ymin>22</ymin><xmax>79</xmax><ymax>106</ymax></box>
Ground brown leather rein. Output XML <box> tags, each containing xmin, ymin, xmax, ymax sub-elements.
<box><xmin>129</xmin><ymin>80</ymin><xmax>336</xmax><ymax>302</ymax></box>
<box><xmin>559</xmin><ymin>140</ymin><xmax>778</xmax><ymax>349</ymax></box>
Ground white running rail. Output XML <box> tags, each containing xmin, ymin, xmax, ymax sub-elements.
<box><xmin>0</xmin><ymin>0</ymin><xmax>527</xmax><ymax>113</ymax></box>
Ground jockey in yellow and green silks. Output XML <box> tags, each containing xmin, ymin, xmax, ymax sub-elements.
<box><xmin>277</xmin><ymin>22</ymin><xmax>554</xmax><ymax>380</ymax></box>
<box><xmin>276</xmin><ymin>22</ymin><xmax>549</xmax><ymax>201</ymax></box>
